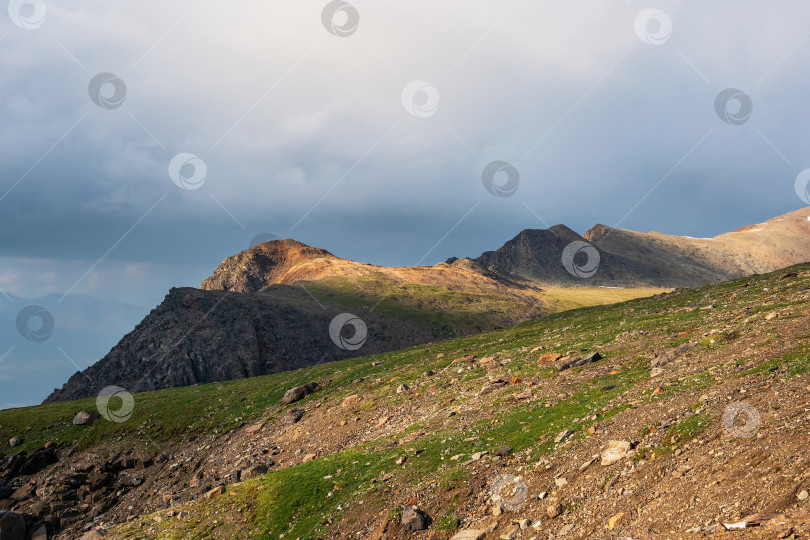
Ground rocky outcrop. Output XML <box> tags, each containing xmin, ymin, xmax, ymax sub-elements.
<box><xmin>43</xmin><ymin>285</ymin><xmax>441</xmax><ymax>403</ymax></box>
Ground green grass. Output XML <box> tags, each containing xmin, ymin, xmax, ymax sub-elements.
<box><xmin>666</xmin><ymin>414</ymin><xmax>711</xmax><ymax>445</ymax></box>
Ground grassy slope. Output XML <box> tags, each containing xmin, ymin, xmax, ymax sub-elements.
<box><xmin>304</xmin><ymin>276</ymin><xmax>666</xmax><ymax>334</ymax></box>
<box><xmin>4</xmin><ymin>265</ymin><xmax>810</xmax><ymax>538</ymax></box>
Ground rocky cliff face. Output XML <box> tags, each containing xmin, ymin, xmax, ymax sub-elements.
<box><xmin>43</xmin><ymin>285</ymin><xmax>440</xmax><ymax>403</ymax></box>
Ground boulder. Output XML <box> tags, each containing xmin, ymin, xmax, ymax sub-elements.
<box><xmin>494</xmin><ymin>445</ymin><xmax>512</xmax><ymax>457</ymax></box>
<box><xmin>203</xmin><ymin>486</ymin><xmax>223</xmax><ymax>499</ymax></box>
<box><xmin>0</xmin><ymin>511</ymin><xmax>25</xmax><ymax>540</ymax></box>
<box><xmin>281</xmin><ymin>409</ymin><xmax>305</xmax><ymax>426</ymax></box>
<box><xmin>281</xmin><ymin>382</ymin><xmax>320</xmax><ymax>405</ymax></box>
<box><xmin>342</xmin><ymin>394</ymin><xmax>362</xmax><ymax>408</ymax></box>
<box><xmin>73</xmin><ymin>410</ymin><xmax>98</xmax><ymax>426</ymax></box>
<box><xmin>609</xmin><ymin>511</ymin><xmax>627</xmax><ymax>530</ymax></box>
<box><xmin>19</xmin><ymin>447</ymin><xmax>58</xmax><ymax>475</ymax></box>
<box><xmin>651</xmin><ymin>343</ymin><xmax>696</xmax><ymax>368</ymax></box>
<box><xmin>7</xmin><ymin>438</ymin><xmax>21</xmax><ymax>448</ymax></box>
<box><xmin>601</xmin><ymin>440</ymin><xmax>631</xmax><ymax>466</ymax></box>
<box><xmin>538</xmin><ymin>353</ymin><xmax>562</xmax><ymax>365</ymax></box>
<box><xmin>558</xmin><ymin>351</ymin><xmax>602</xmax><ymax>371</ymax></box>
<box><xmin>401</xmin><ymin>507</ymin><xmax>429</xmax><ymax>531</ymax></box>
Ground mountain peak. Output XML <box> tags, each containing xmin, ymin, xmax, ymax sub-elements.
<box><xmin>201</xmin><ymin>239</ymin><xmax>336</xmax><ymax>293</ymax></box>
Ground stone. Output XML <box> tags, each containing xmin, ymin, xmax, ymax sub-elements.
<box><xmin>651</xmin><ymin>343</ymin><xmax>696</xmax><ymax>368</ymax></box>
<box><xmin>492</xmin><ymin>504</ymin><xmax>502</xmax><ymax>517</ymax></box>
<box><xmin>396</xmin><ymin>384</ymin><xmax>410</xmax><ymax>395</ymax></box>
<box><xmin>281</xmin><ymin>382</ymin><xmax>320</xmax><ymax>405</ymax></box>
<box><xmin>479</xmin><ymin>379</ymin><xmax>507</xmax><ymax>395</ymax></box>
<box><xmin>342</xmin><ymin>394</ymin><xmax>362</xmax><ymax>408</ymax></box>
<box><xmin>0</xmin><ymin>511</ymin><xmax>26</xmax><ymax>540</ymax></box>
<box><xmin>8</xmin><ymin>437</ymin><xmax>21</xmax><ymax>448</ymax></box>
<box><xmin>282</xmin><ymin>409</ymin><xmax>305</xmax><ymax>426</ymax></box>
<box><xmin>117</xmin><ymin>472</ymin><xmax>143</xmax><ymax>487</ymax></box>
<box><xmin>495</xmin><ymin>445</ymin><xmax>512</xmax><ymax>457</ymax></box>
<box><xmin>554</xmin><ymin>429</ymin><xmax>574</xmax><ymax>443</ymax></box>
<box><xmin>559</xmin><ymin>523</ymin><xmax>574</xmax><ymax>535</ymax></box>
<box><xmin>302</xmin><ymin>453</ymin><xmax>317</xmax><ymax>463</ymax></box>
<box><xmin>204</xmin><ymin>486</ymin><xmax>223</xmax><ymax>499</ymax></box>
<box><xmin>555</xmin><ymin>477</ymin><xmax>568</xmax><ymax>487</ymax></box>
<box><xmin>601</xmin><ymin>440</ymin><xmax>631</xmax><ymax>466</ymax></box>
<box><xmin>652</xmin><ymin>386</ymin><xmax>664</xmax><ymax>396</ymax></box>
<box><xmin>546</xmin><ymin>500</ymin><xmax>562</xmax><ymax>518</ymax></box>
<box><xmin>450</xmin><ymin>530</ymin><xmax>486</xmax><ymax>540</ymax></box>
<box><xmin>401</xmin><ymin>507</ymin><xmax>429</xmax><ymax>531</ymax></box>
<box><xmin>500</xmin><ymin>526</ymin><xmax>519</xmax><ymax>540</ymax></box>
<box><xmin>472</xmin><ymin>451</ymin><xmax>488</xmax><ymax>461</ymax></box>
<box><xmin>798</xmin><ymin>490</ymin><xmax>809</xmax><ymax>501</ymax></box>
<box><xmin>538</xmin><ymin>353</ymin><xmax>562</xmax><ymax>365</ymax></box>
<box><xmin>245</xmin><ymin>423</ymin><xmax>263</xmax><ymax>435</ymax></box>
<box><xmin>608</xmin><ymin>511</ymin><xmax>627</xmax><ymax>530</ymax></box>
<box><xmin>558</xmin><ymin>351</ymin><xmax>602</xmax><ymax>371</ymax></box>
<box><xmin>240</xmin><ymin>464</ymin><xmax>268</xmax><ymax>481</ymax></box>
<box><xmin>579</xmin><ymin>458</ymin><xmax>596</xmax><ymax>471</ymax></box>
<box><xmin>11</xmin><ymin>484</ymin><xmax>35</xmax><ymax>500</ymax></box>
<box><xmin>73</xmin><ymin>410</ymin><xmax>98</xmax><ymax>426</ymax></box>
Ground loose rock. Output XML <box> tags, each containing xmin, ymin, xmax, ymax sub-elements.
<box><xmin>601</xmin><ymin>440</ymin><xmax>631</xmax><ymax>466</ymax></box>
<box><xmin>401</xmin><ymin>507</ymin><xmax>429</xmax><ymax>531</ymax></box>
<box><xmin>281</xmin><ymin>382</ymin><xmax>320</xmax><ymax>405</ymax></box>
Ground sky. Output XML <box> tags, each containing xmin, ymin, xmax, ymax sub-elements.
<box><xmin>3</xmin><ymin>1</ymin><xmax>810</xmax><ymax>406</ymax></box>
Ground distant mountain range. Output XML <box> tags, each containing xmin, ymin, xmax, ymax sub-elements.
<box><xmin>44</xmin><ymin>207</ymin><xmax>810</xmax><ymax>403</ymax></box>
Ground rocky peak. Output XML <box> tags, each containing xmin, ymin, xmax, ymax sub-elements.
<box><xmin>201</xmin><ymin>239</ymin><xmax>336</xmax><ymax>293</ymax></box>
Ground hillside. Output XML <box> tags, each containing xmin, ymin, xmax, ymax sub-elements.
<box><xmin>2</xmin><ymin>263</ymin><xmax>810</xmax><ymax>538</ymax></box>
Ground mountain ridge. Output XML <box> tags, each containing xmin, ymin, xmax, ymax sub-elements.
<box><xmin>43</xmin><ymin>207</ymin><xmax>810</xmax><ymax>403</ymax></box>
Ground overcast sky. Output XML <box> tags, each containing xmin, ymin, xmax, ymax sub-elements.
<box><xmin>3</xmin><ymin>1</ymin><xmax>810</xmax><ymax>405</ymax></box>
